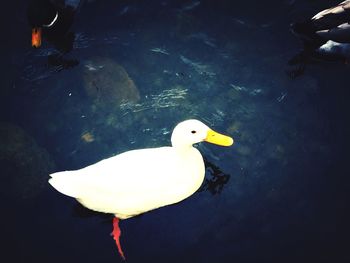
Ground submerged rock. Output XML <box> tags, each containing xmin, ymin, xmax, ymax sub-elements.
<box><xmin>0</xmin><ymin>123</ymin><xmax>55</xmax><ymax>199</ymax></box>
<box><xmin>83</xmin><ymin>57</ymin><xmax>140</xmax><ymax>109</ymax></box>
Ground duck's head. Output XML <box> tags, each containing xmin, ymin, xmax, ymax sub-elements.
<box><xmin>28</xmin><ymin>0</ymin><xmax>59</xmax><ymax>47</ymax></box>
<box><xmin>171</xmin><ymin>119</ymin><xmax>234</xmax><ymax>148</ymax></box>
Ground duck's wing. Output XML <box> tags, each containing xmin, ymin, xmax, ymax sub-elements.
<box><xmin>311</xmin><ymin>1</ymin><xmax>350</xmax><ymax>31</ymax></box>
<box><xmin>49</xmin><ymin>146</ymin><xmax>204</xmax><ymax>216</ymax></box>
<box><xmin>49</xmin><ymin>147</ymin><xmax>175</xmax><ymax>197</ymax></box>
<box><xmin>312</xmin><ymin>1</ymin><xmax>350</xmax><ymax>20</ymax></box>
<box><xmin>316</xmin><ymin>22</ymin><xmax>350</xmax><ymax>43</ymax></box>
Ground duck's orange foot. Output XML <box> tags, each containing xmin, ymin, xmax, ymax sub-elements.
<box><xmin>111</xmin><ymin>217</ymin><xmax>126</xmax><ymax>260</ymax></box>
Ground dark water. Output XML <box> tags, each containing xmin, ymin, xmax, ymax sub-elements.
<box><xmin>1</xmin><ymin>0</ymin><xmax>349</xmax><ymax>262</ymax></box>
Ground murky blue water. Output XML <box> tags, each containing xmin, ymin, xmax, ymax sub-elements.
<box><xmin>1</xmin><ymin>0</ymin><xmax>349</xmax><ymax>262</ymax></box>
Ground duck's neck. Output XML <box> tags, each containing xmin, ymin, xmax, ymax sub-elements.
<box><xmin>171</xmin><ymin>140</ymin><xmax>194</xmax><ymax>150</ymax></box>
<box><xmin>171</xmin><ymin>140</ymin><xmax>193</xmax><ymax>153</ymax></box>
<box><xmin>171</xmin><ymin>132</ymin><xmax>195</xmax><ymax>149</ymax></box>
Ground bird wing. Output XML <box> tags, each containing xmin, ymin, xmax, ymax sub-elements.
<box><xmin>316</xmin><ymin>23</ymin><xmax>350</xmax><ymax>43</ymax></box>
<box><xmin>49</xmin><ymin>146</ymin><xmax>204</xmax><ymax>216</ymax></box>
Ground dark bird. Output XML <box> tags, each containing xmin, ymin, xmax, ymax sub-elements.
<box><xmin>27</xmin><ymin>0</ymin><xmax>84</xmax><ymax>52</ymax></box>
<box><xmin>289</xmin><ymin>0</ymin><xmax>350</xmax><ymax>75</ymax></box>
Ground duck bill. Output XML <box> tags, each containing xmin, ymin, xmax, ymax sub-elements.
<box><xmin>205</xmin><ymin>129</ymin><xmax>234</xmax><ymax>146</ymax></box>
<box><xmin>32</xmin><ymin>27</ymin><xmax>42</xmax><ymax>48</ymax></box>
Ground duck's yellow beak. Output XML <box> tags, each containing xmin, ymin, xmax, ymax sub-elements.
<box><xmin>32</xmin><ymin>27</ymin><xmax>42</xmax><ymax>48</ymax></box>
<box><xmin>205</xmin><ymin>129</ymin><xmax>234</xmax><ymax>146</ymax></box>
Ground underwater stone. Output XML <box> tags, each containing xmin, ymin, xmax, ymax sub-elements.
<box><xmin>83</xmin><ymin>57</ymin><xmax>140</xmax><ymax>109</ymax></box>
<box><xmin>0</xmin><ymin>123</ymin><xmax>56</xmax><ymax>199</ymax></box>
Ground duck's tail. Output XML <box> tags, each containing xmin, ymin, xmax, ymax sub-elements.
<box><xmin>49</xmin><ymin>171</ymin><xmax>80</xmax><ymax>198</ymax></box>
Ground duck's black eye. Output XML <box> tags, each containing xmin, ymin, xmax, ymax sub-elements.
<box><xmin>191</xmin><ymin>130</ymin><xmax>197</xmax><ymax>134</ymax></box>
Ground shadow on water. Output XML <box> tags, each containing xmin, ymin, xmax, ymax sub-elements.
<box><xmin>199</xmin><ymin>158</ymin><xmax>231</xmax><ymax>195</ymax></box>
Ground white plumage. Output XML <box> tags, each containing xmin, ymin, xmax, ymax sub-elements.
<box><xmin>49</xmin><ymin>119</ymin><xmax>233</xmax><ymax>219</ymax></box>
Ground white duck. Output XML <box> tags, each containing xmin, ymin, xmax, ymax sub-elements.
<box><xmin>49</xmin><ymin>119</ymin><xmax>233</xmax><ymax>259</ymax></box>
